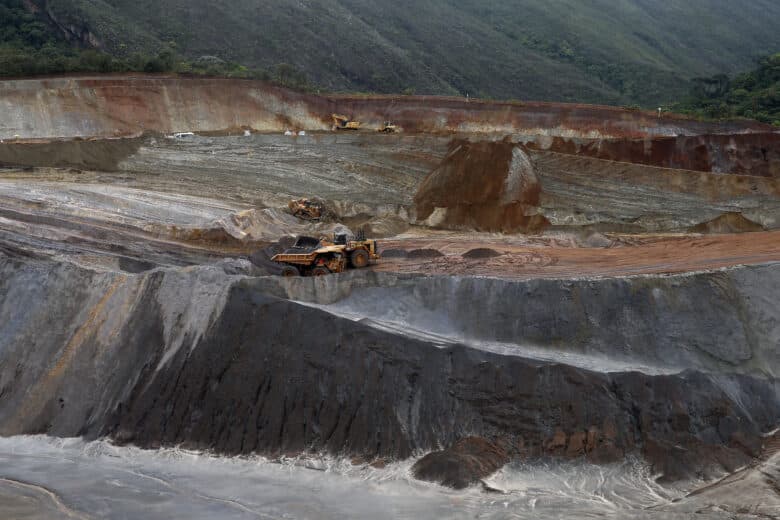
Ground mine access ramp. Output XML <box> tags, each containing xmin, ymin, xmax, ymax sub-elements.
<box><xmin>272</xmin><ymin>232</ymin><xmax>380</xmax><ymax>277</ymax></box>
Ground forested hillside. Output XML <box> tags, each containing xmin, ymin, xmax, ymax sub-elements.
<box><xmin>3</xmin><ymin>0</ymin><xmax>780</xmax><ymax>106</ymax></box>
<box><xmin>677</xmin><ymin>54</ymin><xmax>780</xmax><ymax>126</ymax></box>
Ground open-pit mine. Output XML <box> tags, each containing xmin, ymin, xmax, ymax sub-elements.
<box><xmin>0</xmin><ymin>75</ymin><xmax>779</xmax><ymax>519</ymax></box>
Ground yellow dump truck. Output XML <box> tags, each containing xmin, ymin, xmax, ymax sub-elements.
<box><xmin>272</xmin><ymin>233</ymin><xmax>380</xmax><ymax>276</ymax></box>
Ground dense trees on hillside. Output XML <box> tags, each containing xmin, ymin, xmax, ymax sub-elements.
<box><xmin>677</xmin><ymin>54</ymin><xmax>780</xmax><ymax>126</ymax></box>
<box><xmin>0</xmin><ymin>0</ymin><xmax>776</xmax><ymax>121</ymax></box>
<box><xmin>39</xmin><ymin>0</ymin><xmax>780</xmax><ymax>105</ymax></box>
<box><xmin>0</xmin><ymin>0</ymin><xmax>127</xmax><ymax>75</ymax></box>
<box><xmin>0</xmin><ymin>0</ymin><xmax>307</xmax><ymax>85</ymax></box>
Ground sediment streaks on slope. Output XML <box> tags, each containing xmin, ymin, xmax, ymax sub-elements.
<box><xmin>106</xmin><ymin>280</ymin><xmax>780</xmax><ymax>480</ymax></box>
<box><xmin>0</xmin><ymin>258</ymin><xmax>235</xmax><ymax>436</ymax></box>
<box><xmin>410</xmin><ymin>139</ymin><xmax>780</xmax><ymax>233</ymax></box>
<box><xmin>3</xmin><ymin>133</ymin><xmax>779</xmax><ymax>241</ymax></box>
<box><xmin>0</xmin><ymin>76</ymin><xmax>772</xmax><ymax>141</ymax></box>
<box><xmin>258</xmin><ymin>268</ymin><xmax>780</xmax><ymax>377</ymax></box>
<box><xmin>532</xmin><ymin>150</ymin><xmax>780</xmax><ymax>231</ymax></box>
<box><xmin>0</xmin><ymin>258</ymin><xmax>777</xmax><ymax>482</ymax></box>
<box><xmin>0</xmin><ymin>477</ymin><xmax>90</xmax><ymax>520</ymax></box>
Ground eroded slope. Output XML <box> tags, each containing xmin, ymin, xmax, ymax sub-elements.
<box><xmin>0</xmin><ymin>257</ymin><xmax>778</xmax><ymax>483</ymax></box>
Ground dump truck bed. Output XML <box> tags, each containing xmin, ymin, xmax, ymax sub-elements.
<box><xmin>271</xmin><ymin>252</ymin><xmax>320</xmax><ymax>264</ymax></box>
<box><xmin>271</xmin><ymin>243</ymin><xmax>346</xmax><ymax>265</ymax></box>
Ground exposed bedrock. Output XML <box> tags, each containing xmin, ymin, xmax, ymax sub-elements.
<box><xmin>0</xmin><ymin>133</ymin><xmax>451</xmax><ymax>266</ymax></box>
<box><xmin>0</xmin><ymin>76</ymin><xmax>773</xmax><ymax>140</ymax></box>
<box><xmin>0</xmin><ymin>256</ymin><xmax>778</xmax><ymax>483</ymax></box>
<box><xmin>523</xmin><ymin>132</ymin><xmax>780</xmax><ymax>178</ymax></box>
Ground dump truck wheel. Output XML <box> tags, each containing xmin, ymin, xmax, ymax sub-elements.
<box><xmin>281</xmin><ymin>265</ymin><xmax>300</xmax><ymax>277</ymax></box>
<box><xmin>350</xmin><ymin>249</ymin><xmax>370</xmax><ymax>268</ymax></box>
<box><xmin>311</xmin><ymin>266</ymin><xmax>330</xmax><ymax>277</ymax></box>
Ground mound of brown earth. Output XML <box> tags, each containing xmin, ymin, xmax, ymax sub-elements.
<box><xmin>690</xmin><ymin>212</ymin><xmax>765</xmax><ymax>234</ymax></box>
<box><xmin>378</xmin><ymin>248</ymin><xmax>408</xmax><ymax>258</ymax></box>
<box><xmin>407</xmin><ymin>248</ymin><xmax>444</xmax><ymax>259</ymax></box>
<box><xmin>462</xmin><ymin>248</ymin><xmax>502</xmax><ymax>259</ymax></box>
<box><xmin>412</xmin><ymin>437</ymin><xmax>510</xmax><ymax>489</ymax></box>
<box><xmin>414</xmin><ymin>140</ymin><xmax>550</xmax><ymax>233</ymax></box>
<box><xmin>0</xmin><ymin>137</ymin><xmax>144</xmax><ymax>171</ymax></box>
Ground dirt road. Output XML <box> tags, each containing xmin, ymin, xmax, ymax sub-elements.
<box><xmin>376</xmin><ymin>231</ymin><xmax>780</xmax><ymax>279</ymax></box>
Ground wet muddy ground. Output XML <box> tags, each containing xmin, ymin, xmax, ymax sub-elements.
<box><xmin>1</xmin><ymin>436</ymin><xmax>777</xmax><ymax>520</ymax></box>
<box><xmin>376</xmin><ymin>231</ymin><xmax>780</xmax><ymax>279</ymax></box>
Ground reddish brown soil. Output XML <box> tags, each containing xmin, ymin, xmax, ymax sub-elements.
<box><xmin>525</xmin><ymin>133</ymin><xmax>780</xmax><ymax>178</ymax></box>
<box><xmin>414</xmin><ymin>140</ymin><xmax>549</xmax><ymax>233</ymax></box>
<box><xmin>2</xmin><ymin>75</ymin><xmax>773</xmax><ymax>140</ymax></box>
<box><xmin>330</xmin><ymin>93</ymin><xmax>773</xmax><ymax>137</ymax></box>
<box><xmin>462</xmin><ymin>248</ymin><xmax>502</xmax><ymax>259</ymax></box>
<box><xmin>375</xmin><ymin>231</ymin><xmax>780</xmax><ymax>279</ymax></box>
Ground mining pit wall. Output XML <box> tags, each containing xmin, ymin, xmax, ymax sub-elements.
<box><xmin>414</xmin><ymin>140</ymin><xmax>780</xmax><ymax>233</ymax></box>
<box><xmin>0</xmin><ymin>257</ymin><xmax>777</xmax><ymax>481</ymax></box>
<box><xmin>1</xmin><ymin>134</ymin><xmax>778</xmax><ymax>239</ymax></box>
<box><xmin>1</xmin><ymin>75</ymin><xmax>779</xmax><ymax>487</ymax></box>
<box><xmin>522</xmin><ymin>132</ymin><xmax>780</xmax><ymax>177</ymax></box>
<box><xmin>0</xmin><ymin>75</ymin><xmax>774</xmax><ymax>141</ymax></box>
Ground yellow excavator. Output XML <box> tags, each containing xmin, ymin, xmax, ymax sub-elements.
<box><xmin>332</xmin><ymin>114</ymin><xmax>362</xmax><ymax>131</ymax></box>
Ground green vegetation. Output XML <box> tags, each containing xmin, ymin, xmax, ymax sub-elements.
<box><xmin>676</xmin><ymin>54</ymin><xmax>780</xmax><ymax>126</ymax></box>
<box><xmin>2</xmin><ymin>0</ymin><xmax>780</xmax><ymax>107</ymax></box>
<box><xmin>0</xmin><ymin>0</ymin><xmax>119</xmax><ymax>76</ymax></box>
<box><xmin>38</xmin><ymin>0</ymin><xmax>780</xmax><ymax>106</ymax></box>
<box><xmin>0</xmin><ymin>0</ymin><xmax>182</xmax><ymax>76</ymax></box>
<box><xmin>0</xmin><ymin>0</ymin><xmax>311</xmax><ymax>89</ymax></box>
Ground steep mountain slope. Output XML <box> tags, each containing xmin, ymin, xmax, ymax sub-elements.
<box><xmin>37</xmin><ymin>0</ymin><xmax>780</xmax><ymax>105</ymax></box>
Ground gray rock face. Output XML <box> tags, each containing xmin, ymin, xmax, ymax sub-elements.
<box><xmin>253</xmin><ymin>268</ymin><xmax>780</xmax><ymax>377</ymax></box>
<box><xmin>0</xmin><ymin>255</ymin><xmax>778</xmax><ymax>483</ymax></box>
